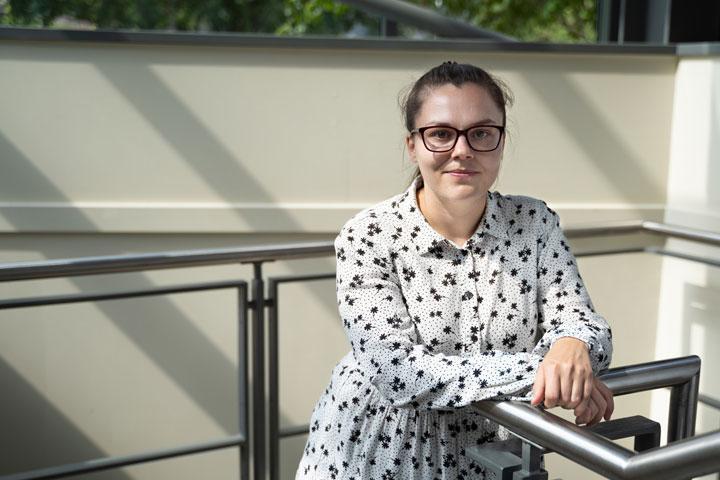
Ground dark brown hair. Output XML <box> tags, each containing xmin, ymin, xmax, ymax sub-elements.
<box><xmin>400</xmin><ymin>61</ymin><xmax>513</xmax><ymax>182</ymax></box>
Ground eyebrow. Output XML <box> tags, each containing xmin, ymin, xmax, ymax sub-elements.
<box><xmin>425</xmin><ymin>119</ymin><xmax>502</xmax><ymax>126</ymax></box>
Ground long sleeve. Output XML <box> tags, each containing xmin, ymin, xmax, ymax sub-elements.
<box><xmin>335</xmin><ymin>218</ymin><xmax>543</xmax><ymax>410</ymax></box>
<box><xmin>533</xmin><ymin>206</ymin><xmax>613</xmax><ymax>374</ymax></box>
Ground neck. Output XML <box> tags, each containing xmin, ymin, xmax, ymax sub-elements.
<box><xmin>417</xmin><ymin>183</ymin><xmax>488</xmax><ymax>247</ymax></box>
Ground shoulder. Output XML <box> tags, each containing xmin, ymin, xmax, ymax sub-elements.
<box><xmin>336</xmin><ymin>190</ymin><xmax>409</xmax><ymax>240</ymax></box>
<box><xmin>491</xmin><ymin>192</ymin><xmax>561</xmax><ymax>237</ymax></box>
<box><xmin>334</xmin><ymin>190</ymin><xmax>409</xmax><ymax>251</ymax></box>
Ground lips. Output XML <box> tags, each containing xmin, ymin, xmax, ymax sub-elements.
<box><xmin>446</xmin><ymin>170</ymin><xmax>479</xmax><ymax>176</ymax></box>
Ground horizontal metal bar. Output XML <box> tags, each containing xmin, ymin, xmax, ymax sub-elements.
<box><xmin>598</xmin><ymin>355</ymin><xmax>701</xmax><ymax>396</ymax></box>
<box><xmin>642</xmin><ymin>221</ymin><xmax>720</xmax><ymax>247</ymax></box>
<box><xmin>0</xmin><ymin>26</ymin><xmax>680</xmax><ymax>55</ymax></box>
<box><xmin>624</xmin><ymin>429</ymin><xmax>720</xmax><ymax>479</ymax></box>
<box><xmin>0</xmin><ymin>280</ymin><xmax>248</xmax><ymax>310</ymax></box>
<box><xmin>574</xmin><ymin>247</ymin><xmax>646</xmax><ymax>258</ymax></box>
<box><xmin>564</xmin><ymin>220</ymin><xmax>644</xmax><ymax>238</ymax></box>
<box><xmin>279</xmin><ymin>424</ymin><xmax>310</xmax><ymax>438</ymax></box>
<box><xmin>338</xmin><ymin>0</ymin><xmax>516</xmax><ymax>40</ymax></box>
<box><xmin>646</xmin><ymin>247</ymin><xmax>720</xmax><ymax>269</ymax></box>
<box><xmin>0</xmin><ymin>242</ymin><xmax>334</xmax><ymax>282</ymax></box>
<box><xmin>700</xmin><ymin>394</ymin><xmax>720</xmax><ymax>411</ymax></box>
<box><xmin>1</xmin><ymin>222</ymin><xmax>718</xmax><ymax>283</ymax></box>
<box><xmin>0</xmin><ymin>434</ymin><xmax>246</xmax><ymax>480</ymax></box>
<box><xmin>268</xmin><ymin>273</ymin><xmax>336</xmax><ymax>285</ymax></box>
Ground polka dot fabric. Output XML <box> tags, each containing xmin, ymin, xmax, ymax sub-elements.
<box><xmin>296</xmin><ymin>178</ymin><xmax>612</xmax><ymax>480</ymax></box>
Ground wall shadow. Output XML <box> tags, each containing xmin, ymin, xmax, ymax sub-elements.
<box><xmin>519</xmin><ymin>71</ymin><xmax>664</xmax><ymax>204</ymax></box>
<box><xmin>0</xmin><ymin>128</ymin><xmax>341</xmax><ymax>476</ymax></box>
<box><xmin>0</xmin><ymin>356</ymin><xmax>132</xmax><ymax>479</ymax></box>
<box><xmin>0</xmin><ymin>131</ymin><xmax>238</xmax><ymax>433</ymax></box>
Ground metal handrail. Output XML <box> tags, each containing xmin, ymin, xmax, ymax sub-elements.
<box><xmin>0</xmin><ymin>434</ymin><xmax>246</xmax><ymax>480</ymax></box>
<box><xmin>473</xmin><ymin>356</ymin><xmax>720</xmax><ymax>480</ymax></box>
<box><xmin>1</xmin><ymin>221</ymin><xmax>719</xmax><ymax>283</ymax></box>
<box><xmin>337</xmin><ymin>0</ymin><xmax>516</xmax><ymax>40</ymax></box>
<box><xmin>0</xmin><ymin>281</ymin><xmax>250</xmax><ymax>480</ymax></box>
<box><xmin>0</xmin><ymin>242</ymin><xmax>334</xmax><ymax>282</ymax></box>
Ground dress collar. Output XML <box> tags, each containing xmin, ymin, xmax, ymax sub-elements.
<box><xmin>395</xmin><ymin>177</ymin><xmax>509</xmax><ymax>255</ymax></box>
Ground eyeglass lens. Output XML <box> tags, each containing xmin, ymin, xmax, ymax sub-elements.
<box><xmin>423</xmin><ymin>126</ymin><xmax>501</xmax><ymax>152</ymax></box>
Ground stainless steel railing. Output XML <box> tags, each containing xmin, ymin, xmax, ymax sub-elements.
<box><xmin>473</xmin><ymin>356</ymin><xmax>720</xmax><ymax>480</ymax></box>
<box><xmin>0</xmin><ymin>220</ymin><xmax>719</xmax><ymax>480</ymax></box>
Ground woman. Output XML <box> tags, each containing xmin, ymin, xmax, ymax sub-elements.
<box><xmin>296</xmin><ymin>62</ymin><xmax>614</xmax><ymax>480</ymax></box>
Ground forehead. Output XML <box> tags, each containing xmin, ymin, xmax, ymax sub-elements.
<box><xmin>417</xmin><ymin>83</ymin><xmax>503</xmax><ymax>125</ymax></box>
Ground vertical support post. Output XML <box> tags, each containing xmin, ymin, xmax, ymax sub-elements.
<box><xmin>238</xmin><ymin>284</ymin><xmax>250</xmax><ymax>480</ymax></box>
<box><xmin>380</xmin><ymin>17</ymin><xmax>398</xmax><ymax>37</ymax></box>
<box><xmin>268</xmin><ymin>281</ymin><xmax>279</xmax><ymax>480</ymax></box>
<box><xmin>617</xmin><ymin>0</ymin><xmax>627</xmax><ymax>44</ymax></box>
<box><xmin>513</xmin><ymin>442</ymin><xmax>547</xmax><ymax>480</ymax></box>
<box><xmin>668</xmin><ymin>369</ymin><xmax>700</xmax><ymax>443</ymax></box>
<box><xmin>251</xmin><ymin>263</ymin><xmax>266</xmax><ymax>480</ymax></box>
<box><xmin>596</xmin><ymin>0</ymin><xmax>613</xmax><ymax>42</ymax></box>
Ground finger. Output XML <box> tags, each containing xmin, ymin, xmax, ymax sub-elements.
<box><xmin>569</xmin><ymin>371</ymin><xmax>585</xmax><ymax>409</ymax></box>
<box><xmin>597</xmin><ymin>380</ymin><xmax>615</xmax><ymax>420</ymax></box>
<box><xmin>589</xmin><ymin>387</ymin><xmax>607</xmax><ymax>426</ymax></box>
<box><xmin>531</xmin><ymin>367</ymin><xmax>546</xmax><ymax>406</ymax></box>
<box><xmin>574</xmin><ymin>397</ymin><xmax>590</xmax><ymax>423</ymax></box>
<box><xmin>543</xmin><ymin>367</ymin><xmax>560</xmax><ymax>409</ymax></box>
<box><xmin>576</xmin><ymin>397</ymin><xmax>597</xmax><ymax>425</ymax></box>
<box><xmin>560</xmin><ymin>366</ymin><xmax>574</xmax><ymax>407</ymax></box>
<box><xmin>583</xmin><ymin>372</ymin><xmax>594</xmax><ymax>401</ymax></box>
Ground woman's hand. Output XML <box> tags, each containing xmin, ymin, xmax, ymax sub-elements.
<box><xmin>574</xmin><ymin>378</ymin><xmax>614</xmax><ymax>426</ymax></box>
<box><xmin>531</xmin><ymin>337</ymin><xmax>593</xmax><ymax>409</ymax></box>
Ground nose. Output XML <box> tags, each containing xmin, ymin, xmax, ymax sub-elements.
<box><xmin>451</xmin><ymin>132</ymin><xmax>473</xmax><ymax>158</ymax></box>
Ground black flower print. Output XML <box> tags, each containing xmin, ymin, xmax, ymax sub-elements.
<box><xmin>297</xmin><ymin>178</ymin><xmax>612</xmax><ymax>480</ymax></box>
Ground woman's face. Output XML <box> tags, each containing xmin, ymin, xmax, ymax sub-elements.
<box><xmin>406</xmin><ymin>82</ymin><xmax>505</xmax><ymax>204</ymax></box>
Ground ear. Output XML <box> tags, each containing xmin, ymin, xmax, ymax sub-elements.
<box><xmin>406</xmin><ymin>134</ymin><xmax>417</xmax><ymax>163</ymax></box>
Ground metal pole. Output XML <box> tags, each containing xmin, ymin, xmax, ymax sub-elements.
<box><xmin>618</xmin><ymin>0</ymin><xmax>627</xmax><ymax>44</ymax></box>
<box><xmin>338</xmin><ymin>0</ymin><xmax>516</xmax><ymax>40</ymax></box>
<box><xmin>599</xmin><ymin>356</ymin><xmax>701</xmax><ymax>396</ymax></box>
<box><xmin>0</xmin><ymin>435</ymin><xmax>246</xmax><ymax>480</ymax></box>
<box><xmin>668</xmin><ymin>371</ymin><xmax>700</xmax><ymax>443</ymax></box>
<box><xmin>0</xmin><ymin>242</ymin><xmax>334</xmax><ymax>282</ymax></box>
<box><xmin>251</xmin><ymin>263</ymin><xmax>266</xmax><ymax>480</ymax></box>
<box><xmin>267</xmin><ymin>281</ymin><xmax>279</xmax><ymax>480</ymax></box>
<box><xmin>239</xmin><ymin>285</ymin><xmax>250</xmax><ymax>480</ymax></box>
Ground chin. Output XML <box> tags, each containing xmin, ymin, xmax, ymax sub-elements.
<box><xmin>442</xmin><ymin>183</ymin><xmax>488</xmax><ymax>202</ymax></box>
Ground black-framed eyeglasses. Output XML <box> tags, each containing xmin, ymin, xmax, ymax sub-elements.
<box><xmin>411</xmin><ymin>125</ymin><xmax>505</xmax><ymax>153</ymax></box>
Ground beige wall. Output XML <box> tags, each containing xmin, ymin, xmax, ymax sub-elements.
<box><xmin>1</xmin><ymin>41</ymin><xmax>673</xmax><ymax>233</ymax></box>
<box><xmin>0</xmin><ymin>38</ymin><xmax>694</xmax><ymax>479</ymax></box>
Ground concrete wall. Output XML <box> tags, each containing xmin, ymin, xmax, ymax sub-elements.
<box><xmin>0</xmin><ymin>37</ymin><xmax>699</xmax><ymax>479</ymax></box>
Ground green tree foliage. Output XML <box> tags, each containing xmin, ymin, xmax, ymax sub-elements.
<box><xmin>415</xmin><ymin>0</ymin><xmax>597</xmax><ymax>42</ymax></box>
<box><xmin>0</xmin><ymin>0</ymin><xmax>596</xmax><ymax>43</ymax></box>
<box><xmin>275</xmin><ymin>0</ymin><xmax>379</xmax><ymax>36</ymax></box>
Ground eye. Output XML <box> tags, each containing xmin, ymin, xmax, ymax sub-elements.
<box><xmin>426</xmin><ymin>127</ymin><xmax>454</xmax><ymax>139</ymax></box>
<box><xmin>470</xmin><ymin>128</ymin><xmax>492</xmax><ymax>139</ymax></box>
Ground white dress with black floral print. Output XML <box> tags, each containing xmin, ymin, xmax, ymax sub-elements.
<box><xmin>296</xmin><ymin>178</ymin><xmax>612</xmax><ymax>480</ymax></box>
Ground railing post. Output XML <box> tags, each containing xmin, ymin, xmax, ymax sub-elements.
<box><xmin>518</xmin><ymin>441</ymin><xmax>548</xmax><ymax>480</ymax></box>
<box><xmin>668</xmin><ymin>369</ymin><xmax>700</xmax><ymax>443</ymax></box>
<box><xmin>251</xmin><ymin>262</ymin><xmax>266</xmax><ymax>480</ymax></box>
<box><xmin>238</xmin><ymin>285</ymin><xmax>250</xmax><ymax>480</ymax></box>
<box><xmin>267</xmin><ymin>280</ymin><xmax>279</xmax><ymax>480</ymax></box>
